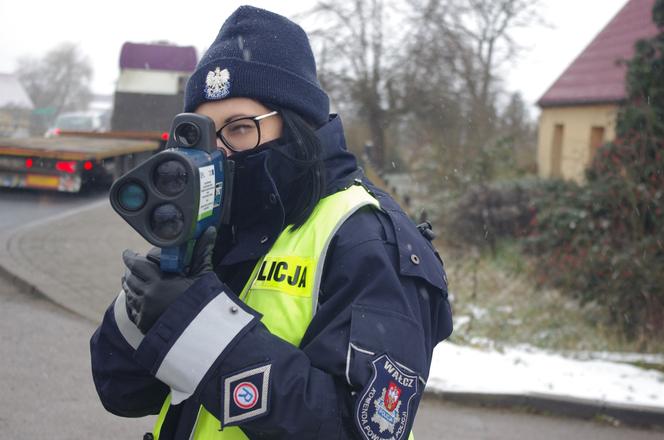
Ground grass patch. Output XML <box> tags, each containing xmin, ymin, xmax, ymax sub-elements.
<box><xmin>439</xmin><ymin>239</ymin><xmax>664</xmax><ymax>355</ymax></box>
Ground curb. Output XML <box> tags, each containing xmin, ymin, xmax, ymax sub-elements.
<box><xmin>0</xmin><ymin>262</ymin><xmax>93</xmax><ymax>324</ymax></box>
<box><xmin>0</xmin><ymin>198</ymin><xmax>110</xmax><ymax>323</ymax></box>
<box><xmin>426</xmin><ymin>390</ymin><xmax>664</xmax><ymax>430</ymax></box>
<box><xmin>0</xmin><ymin>198</ymin><xmax>147</xmax><ymax>323</ymax></box>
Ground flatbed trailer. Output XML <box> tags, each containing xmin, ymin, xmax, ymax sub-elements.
<box><xmin>0</xmin><ymin>132</ymin><xmax>162</xmax><ymax>192</ymax></box>
<box><xmin>0</xmin><ymin>42</ymin><xmax>196</xmax><ymax>193</ymax></box>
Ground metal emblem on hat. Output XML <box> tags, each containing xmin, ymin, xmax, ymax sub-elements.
<box><xmin>205</xmin><ymin>67</ymin><xmax>231</xmax><ymax>100</ymax></box>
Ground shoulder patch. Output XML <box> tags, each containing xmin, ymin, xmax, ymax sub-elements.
<box><xmin>355</xmin><ymin>354</ymin><xmax>419</xmax><ymax>440</ymax></box>
<box><xmin>223</xmin><ymin>363</ymin><xmax>271</xmax><ymax>426</ymax></box>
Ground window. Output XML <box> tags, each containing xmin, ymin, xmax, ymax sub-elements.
<box><xmin>550</xmin><ymin>124</ymin><xmax>564</xmax><ymax>178</ymax></box>
<box><xmin>589</xmin><ymin>126</ymin><xmax>605</xmax><ymax>160</ymax></box>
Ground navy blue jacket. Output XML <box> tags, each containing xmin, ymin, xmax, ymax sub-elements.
<box><xmin>90</xmin><ymin>115</ymin><xmax>453</xmax><ymax>439</ymax></box>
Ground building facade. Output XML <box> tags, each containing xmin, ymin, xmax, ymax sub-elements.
<box><xmin>111</xmin><ymin>42</ymin><xmax>197</xmax><ymax>132</ymax></box>
<box><xmin>536</xmin><ymin>0</ymin><xmax>658</xmax><ymax>182</ymax></box>
<box><xmin>0</xmin><ymin>73</ymin><xmax>34</xmax><ymax>138</ymax></box>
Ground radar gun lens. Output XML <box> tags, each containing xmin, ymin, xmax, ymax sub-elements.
<box><xmin>117</xmin><ymin>182</ymin><xmax>147</xmax><ymax>211</ymax></box>
<box><xmin>153</xmin><ymin>160</ymin><xmax>188</xmax><ymax>197</ymax></box>
<box><xmin>150</xmin><ymin>204</ymin><xmax>185</xmax><ymax>240</ymax></box>
<box><xmin>174</xmin><ymin>122</ymin><xmax>200</xmax><ymax>147</ymax></box>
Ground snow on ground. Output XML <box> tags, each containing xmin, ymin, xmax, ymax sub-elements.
<box><xmin>427</xmin><ymin>342</ymin><xmax>664</xmax><ymax>408</ymax></box>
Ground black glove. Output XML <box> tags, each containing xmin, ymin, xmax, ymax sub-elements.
<box><xmin>122</xmin><ymin>226</ymin><xmax>218</xmax><ymax>334</ymax></box>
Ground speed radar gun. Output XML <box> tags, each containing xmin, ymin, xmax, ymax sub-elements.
<box><xmin>110</xmin><ymin>113</ymin><xmax>233</xmax><ymax>273</ymax></box>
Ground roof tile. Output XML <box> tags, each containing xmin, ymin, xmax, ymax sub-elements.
<box><xmin>119</xmin><ymin>42</ymin><xmax>197</xmax><ymax>72</ymax></box>
<box><xmin>537</xmin><ymin>0</ymin><xmax>658</xmax><ymax>107</ymax></box>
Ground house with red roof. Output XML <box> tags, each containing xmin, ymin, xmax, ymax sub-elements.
<box><xmin>536</xmin><ymin>0</ymin><xmax>658</xmax><ymax>181</ymax></box>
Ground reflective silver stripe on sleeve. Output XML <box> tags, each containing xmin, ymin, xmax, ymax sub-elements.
<box><xmin>155</xmin><ymin>291</ymin><xmax>254</xmax><ymax>405</ymax></box>
<box><xmin>113</xmin><ymin>290</ymin><xmax>144</xmax><ymax>350</ymax></box>
<box><xmin>345</xmin><ymin>343</ymin><xmax>376</xmax><ymax>386</ymax></box>
<box><xmin>188</xmin><ymin>407</ymin><xmax>202</xmax><ymax>440</ymax></box>
<box><xmin>345</xmin><ymin>344</ymin><xmax>353</xmax><ymax>386</ymax></box>
<box><xmin>395</xmin><ymin>360</ymin><xmax>427</xmax><ymax>386</ymax></box>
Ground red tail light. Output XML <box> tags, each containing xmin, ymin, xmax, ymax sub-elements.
<box><xmin>54</xmin><ymin>128</ymin><xmax>62</xmax><ymax>136</ymax></box>
<box><xmin>161</xmin><ymin>132</ymin><xmax>170</xmax><ymax>141</ymax></box>
<box><xmin>25</xmin><ymin>158</ymin><xmax>33</xmax><ymax>168</ymax></box>
<box><xmin>83</xmin><ymin>161</ymin><xmax>93</xmax><ymax>170</ymax></box>
<box><xmin>55</xmin><ymin>161</ymin><xmax>77</xmax><ymax>173</ymax></box>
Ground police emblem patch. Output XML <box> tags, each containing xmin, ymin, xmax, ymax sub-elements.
<box><xmin>205</xmin><ymin>67</ymin><xmax>231</xmax><ymax>100</ymax></box>
<box><xmin>355</xmin><ymin>354</ymin><xmax>419</xmax><ymax>440</ymax></box>
<box><xmin>223</xmin><ymin>363</ymin><xmax>271</xmax><ymax>426</ymax></box>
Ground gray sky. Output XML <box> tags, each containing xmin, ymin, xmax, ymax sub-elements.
<box><xmin>0</xmin><ymin>0</ymin><xmax>628</xmax><ymax>112</ymax></box>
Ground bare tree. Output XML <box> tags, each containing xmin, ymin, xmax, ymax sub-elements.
<box><xmin>405</xmin><ymin>0</ymin><xmax>540</xmax><ymax>176</ymax></box>
<box><xmin>499</xmin><ymin>91</ymin><xmax>537</xmax><ymax>174</ymax></box>
<box><xmin>306</xmin><ymin>0</ymin><xmax>406</xmax><ymax>170</ymax></box>
<box><xmin>306</xmin><ymin>0</ymin><xmax>541</xmax><ymax>223</ymax></box>
<box><xmin>16</xmin><ymin>42</ymin><xmax>93</xmax><ymax>134</ymax></box>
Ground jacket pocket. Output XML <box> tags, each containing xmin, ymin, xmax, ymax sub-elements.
<box><xmin>346</xmin><ymin>304</ymin><xmax>427</xmax><ymax>389</ymax></box>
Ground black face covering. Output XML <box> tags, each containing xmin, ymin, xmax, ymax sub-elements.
<box><xmin>212</xmin><ymin>115</ymin><xmax>358</xmax><ymax>268</ymax></box>
<box><xmin>228</xmin><ymin>139</ymin><xmax>312</xmax><ymax>230</ymax></box>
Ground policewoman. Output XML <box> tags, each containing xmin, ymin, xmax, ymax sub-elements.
<box><xmin>90</xmin><ymin>6</ymin><xmax>453</xmax><ymax>439</ymax></box>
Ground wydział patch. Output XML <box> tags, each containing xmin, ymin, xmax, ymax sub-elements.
<box><xmin>222</xmin><ymin>362</ymin><xmax>271</xmax><ymax>426</ymax></box>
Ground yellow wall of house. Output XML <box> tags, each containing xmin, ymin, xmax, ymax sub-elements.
<box><xmin>537</xmin><ymin>105</ymin><xmax>618</xmax><ymax>182</ymax></box>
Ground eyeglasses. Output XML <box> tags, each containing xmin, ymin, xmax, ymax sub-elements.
<box><xmin>216</xmin><ymin>111</ymin><xmax>279</xmax><ymax>152</ymax></box>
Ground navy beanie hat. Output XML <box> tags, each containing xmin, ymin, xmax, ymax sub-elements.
<box><xmin>184</xmin><ymin>6</ymin><xmax>330</xmax><ymax>127</ymax></box>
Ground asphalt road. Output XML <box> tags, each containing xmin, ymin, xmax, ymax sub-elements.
<box><xmin>1</xmin><ymin>188</ymin><xmax>663</xmax><ymax>439</ymax></box>
<box><xmin>414</xmin><ymin>397</ymin><xmax>664</xmax><ymax>440</ymax></box>
<box><xmin>0</xmin><ymin>187</ymin><xmax>107</xmax><ymax>232</ymax></box>
<box><xmin>0</xmin><ymin>278</ymin><xmax>149</xmax><ymax>439</ymax></box>
<box><xmin>1</xmin><ymin>281</ymin><xmax>660</xmax><ymax>440</ymax></box>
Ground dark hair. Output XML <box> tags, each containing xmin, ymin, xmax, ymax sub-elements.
<box><xmin>269</xmin><ymin>105</ymin><xmax>326</xmax><ymax>229</ymax></box>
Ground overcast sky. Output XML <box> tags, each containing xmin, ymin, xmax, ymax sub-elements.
<box><xmin>0</xmin><ymin>0</ymin><xmax>629</xmax><ymax>113</ymax></box>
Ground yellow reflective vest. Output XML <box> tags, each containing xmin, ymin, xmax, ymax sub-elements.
<box><xmin>154</xmin><ymin>184</ymin><xmax>404</xmax><ymax>439</ymax></box>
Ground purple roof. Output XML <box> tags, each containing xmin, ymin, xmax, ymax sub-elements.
<box><xmin>537</xmin><ymin>0</ymin><xmax>658</xmax><ymax>107</ymax></box>
<box><xmin>119</xmin><ymin>42</ymin><xmax>197</xmax><ymax>72</ymax></box>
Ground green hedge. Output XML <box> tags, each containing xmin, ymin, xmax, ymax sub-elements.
<box><xmin>447</xmin><ymin>164</ymin><xmax>663</xmax><ymax>341</ymax></box>
<box><xmin>447</xmin><ymin>2</ymin><xmax>664</xmax><ymax>342</ymax></box>
<box><xmin>445</xmin><ymin>179</ymin><xmax>537</xmax><ymax>249</ymax></box>
<box><xmin>527</xmin><ymin>2</ymin><xmax>664</xmax><ymax>342</ymax></box>
<box><xmin>524</xmin><ymin>142</ymin><xmax>664</xmax><ymax>341</ymax></box>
